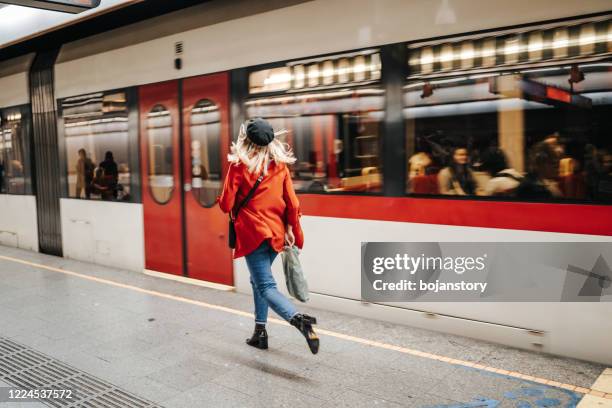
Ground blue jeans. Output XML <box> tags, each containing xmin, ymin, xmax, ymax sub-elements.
<box><xmin>245</xmin><ymin>240</ymin><xmax>297</xmax><ymax>324</ymax></box>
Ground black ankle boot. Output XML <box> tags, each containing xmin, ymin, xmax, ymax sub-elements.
<box><xmin>290</xmin><ymin>314</ymin><xmax>319</xmax><ymax>354</ymax></box>
<box><xmin>246</xmin><ymin>324</ymin><xmax>268</xmax><ymax>350</ymax></box>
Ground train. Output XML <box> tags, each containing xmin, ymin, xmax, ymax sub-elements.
<box><xmin>0</xmin><ymin>0</ymin><xmax>611</xmax><ymax>364</ymax></box>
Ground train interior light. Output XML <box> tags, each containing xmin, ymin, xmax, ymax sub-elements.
<box><xmin>249</xmin><ymin>50</ymin><xmax>382</xmax><ymax>94</ymax></box>
<box><xmin>408</xmin><ymin>17</ymin><xmax>611</xmax><ymax>79</ymax></box>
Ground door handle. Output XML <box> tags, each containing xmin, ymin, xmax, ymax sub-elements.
<box><xmin>184</xmin><ymin>182</ymin><xmax>192</xmax><ymax>192</ymax></box>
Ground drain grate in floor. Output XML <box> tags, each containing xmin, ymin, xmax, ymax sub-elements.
<box><xmin>0</xmin><ymin>337</ymin><xmax>162</xmax><ymax>407</ymax></box>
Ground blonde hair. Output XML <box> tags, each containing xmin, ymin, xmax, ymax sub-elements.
<box><xmin>227</xmin><ymin>122</ymin><xmax>296</xmax><ymax>174</ymax></box>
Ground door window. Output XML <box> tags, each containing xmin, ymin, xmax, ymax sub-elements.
<box><xmin>0</xmin><ymin>110</ymin><xmax>28</xmax><ymax>194</ymax></box>
<box><xmin>147</xmin><ymin>104</ymin><xmax>174</xmax><ymax>204</ymax></box>
<box><xmin>190</xmin><ymin>99</ymin><xmax>221</xmax><ymax>207</ymax></box>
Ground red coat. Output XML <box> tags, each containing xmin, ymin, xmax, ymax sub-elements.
<box><xmin>218</xmin><ymin>161</ymin><xmax>304</xmax><ymax>259</ymax></box>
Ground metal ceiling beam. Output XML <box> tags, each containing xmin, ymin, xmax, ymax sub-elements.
<box><xmin>1</xmin><ymin>1</ymin><xmax>101</xmax><ymax>14</ymax></box>
<box><xmin>0</xmin><ymin>0</ymin><xmax>212</xmax><ymax>62</ymax></box>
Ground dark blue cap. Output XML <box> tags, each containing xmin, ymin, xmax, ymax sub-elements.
<box><xmin>246</xmin><ymin>118</ymin><xmax>275</xmax><ymax>146</ymax></box>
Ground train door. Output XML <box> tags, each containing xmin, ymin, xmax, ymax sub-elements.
<box><xmin>182</xmin><ymin>73</ymin><xmax>232</xmax><ymax>284</ymax></box>
<box><xmin>140</xmin><ymin>80</ymin><xmax>183</xmax><ymax>276</ymax></box>
<box><xmin>139</xmin><ymin>73</ymin><xmax>233</xmax><ymax>284</ymax></box>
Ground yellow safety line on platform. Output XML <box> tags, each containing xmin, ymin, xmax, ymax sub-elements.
<box><xmin>578</xmin><ymin>369</ymin><xmax>612</xmax><ymax>408</ymax></box>
<box><xmin>1</xmin><ymin>253</ymin><xmax>611</xmax><ymax>400</ymax></box>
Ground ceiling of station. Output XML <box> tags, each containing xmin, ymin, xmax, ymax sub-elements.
<box><xmin>0</xmin><ymin>0</ymin><xmax>134</xmax><ymax>48</ymax></box>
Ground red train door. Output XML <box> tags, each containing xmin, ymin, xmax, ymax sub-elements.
<box><xmin>140</xmin><ymin>74</ymin><xmax>233</xmax><ymax>285</ymax></box>
<box><xmin>182</xmin><ymin>73</ymin><xmax>233</xmax><ymax>284</ymax></box>
<box><xmin>140</xmin><ymin>80</ymin><xmax>183</xmax><ymax>276</ymax></box>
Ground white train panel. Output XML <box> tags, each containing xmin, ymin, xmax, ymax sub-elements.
<box><xmin>60</xmin><ymin>198</ymin><xmax>144</xmax><ymax>272</ymax></box>
<box><xmin>55</xmin><ymin>0</ymin><xmax>612</xmax><ymax>98</ymax></box>
<box><xmin>0</xmin><ymin>195</ymin><xmax>38</xmax><ymax>252</ymax></box>
<box><xmin>234</xmin><ymin>215</ymin><xmax>612</xmax><ymax>364</ymax></box>
<box><xmin>0</xmin><ymin>54</ymin><xmax>34</xmax><ymax>108</ymax></box>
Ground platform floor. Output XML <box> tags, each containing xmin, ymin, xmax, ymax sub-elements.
<box><xmin>0</xmin><ymin>246</ymin><xmax>610</xmax><ymax>408</ymax></box>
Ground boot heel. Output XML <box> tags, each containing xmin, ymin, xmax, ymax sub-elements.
<box><xmin>290</xmin><ymin>314</ymin><xmax>320</xmax><ymax>355</ymax></box>
<box><xmin>258</xmin><ymin>334</ymin><xmax>268</xmax><ymax>349</ymax></box>
<box><xmin>305</xmin><ymin>316</ymin><xmax>317</xmax><ymax>325</ymax></box>
<box><xmin>246</xmin><ymin>326</ymin><xmax>268</xmax><ymax>350</ymax></box>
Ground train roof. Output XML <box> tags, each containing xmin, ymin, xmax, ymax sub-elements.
<box><xmin>0</xmin><ymin>0</ymin><xmax>213</xmax><ymax>62</ymax></box>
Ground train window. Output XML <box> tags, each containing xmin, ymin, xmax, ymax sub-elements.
<box><xmin>404</xmin><ymin>62</ymin><xmax>612</xmax><ymax>203</ymax></box>
<box><xmin>249</xmin><ymin>67</ymin><xmax>292</xmax><ymax>94</ymax></box>
<box><xmin>146</xmin><ymin>104</ymin><xmax>174</xmax><ymax>204</ymax></box>
<box><xmin>247</xmin><ymin>88</ymin><xmax>384</xmax><ymax>193</ymax></box>
<box><xmin>247</xmin><ymin>50</ymin><xmax>385</xmax><ymax>193</ymax></box>
<box><xmin>62</xmin><ymin>92</ymin><xmax>132</xmax><ymax>201</ymax></box>
<box><xmin>0</xmin><ymin>109</ymin><xmax>29</xmax><ymax>195</ymax></box>
<box><xmin>189</xmin><ymin>99</ymin><xmax>221</xmax><ymax>207</ymax></box>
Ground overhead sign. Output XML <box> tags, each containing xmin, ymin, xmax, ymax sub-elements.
<box><xmin>489</xmin><ymin>75</ymin><xmax>592</xmax><ymax>109</ymax></box>
<box><xmin>0</xmin><ymin>0</ymin><xmax>101</xmax><ymax>14</ymax></box>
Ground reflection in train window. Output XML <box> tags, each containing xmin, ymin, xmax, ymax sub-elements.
<box><xmin>62</xmin><ymin>92</ymin><xmax>131</xmax><ymax>201</ymax></box>
<box><xmin>246</xmin><ymin>88</ymin><xmax>384</xmax><ymax>193</ymax></box>
<box><xmin>404</xmin><ymin>62</ymin><xmax>612</xmax><ymax>203</ymax></box>
<box><xmin>0</xmin><ymin>110</ymin><xmax>28</xmax><ymax>195</ymax></box>
<box><xmin>147</xmin><ymin>104</ymin><xmax>174</xmax><ymax>204</ymax></box>
<box><xmin>190</xmin><ymin>99</ymin><xmax>221</xmax><ymax>207</ymax></box>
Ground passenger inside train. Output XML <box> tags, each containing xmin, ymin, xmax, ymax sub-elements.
<box><xmin>404</xmin><ymin>62</ymin><xmax>612</xmax><ymax>202</ymax></box>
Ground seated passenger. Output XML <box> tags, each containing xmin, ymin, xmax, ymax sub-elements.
<box><xmin>584</xmin><ymin>144</ymin><xmax>606</xmax><ymax>200</ymax></box>
<box><xmin>558</xmin><ymin>155</ymin><xmax>586</xmax><ymax>199</ymax></box>
<box><xmin>99</xmin><ymin>151</ymin><xmax>119</xmax><ymax>199</ymax></box>
<box><xmin>543</xmin><ymin>132</ymin><xmax>564</xmax><ymax>157</ymax></box>
<box><xmin>516</xmin><ymin>141</ymin><xmax>562</xmax><ymax>200</ymax></box>
<box><xmin>437</xmin><ymin>147</ymin><xmax>476</xmax><ymax>195</ymax></box>
<box><xmin>91</xmin><ymin>167</ymin><xmax>114</xmax><ymax>201</ymax></box>
<box><xmin>408</xmin><ymin>152</ymin><xmax>432</xmax><ymax>177</ymax></box>
<box><xmin>408</xmin><ymin>150</ymin><xmax>439</xmax><ymax>194</ymax></box>
<box><xmin>480</xmin><ymin>147</ymin><xmax>523</xmax><ymax>196</ymax></box>
<box><xmin>601</xmin><ymin>151</ymin><xmax>612</xmax><ymax>200</ymax></box>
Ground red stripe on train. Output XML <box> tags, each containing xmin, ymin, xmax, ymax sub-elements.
<box><xmin>299</xmin><ymin>194</ymin><xmax>612</xmax><ymax>236</ymax></box>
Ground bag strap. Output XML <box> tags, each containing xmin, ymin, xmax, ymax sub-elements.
<box><xmin>232</xmin><ymin>173</ymin><xmax>264</xmax><ymax>220</ymax></box>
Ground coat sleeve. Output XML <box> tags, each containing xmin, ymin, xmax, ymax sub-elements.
<box><xmin>282</xmin><ymin>165</ymin><xmax>304</xmax><ymax>248</ymax></box>
<box><xmin>282</xmin><ymin>165</ymin><xmax>301</xmax><ymax>228</ymax></box>
<box><xmin>217</xmin><ymin>163</ymin><xmax>242</xmax><ymax>214</ymax></box>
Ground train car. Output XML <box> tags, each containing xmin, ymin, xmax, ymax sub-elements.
<box><xmin>0</xmin><ymin>0</ymin><xmax>611</xmax><ymax>364</ymax></box>
<box><xmin>0</xmin><ymin>53</ymin><xmax>37</xmax><ymax>252</ymax></box>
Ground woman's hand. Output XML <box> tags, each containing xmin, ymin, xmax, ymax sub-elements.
<box><xmin>285</xmin><ymin>224</ymin><xmax>295</xmax><ymax>247</ymax></box>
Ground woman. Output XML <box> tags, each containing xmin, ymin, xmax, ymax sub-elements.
<box><xmin>437</xmin><ymin>147</ymin><xmax>476</xmax><ymax>195</ymax></box>
<box><xmin>218</xmin><ymin>118</ymin><xmax>319</xmax><ymax>354</ymax></box>
<box><xmin>99</xmin><ymin>151</ymin><xmax>119</xmax><ymax>199</ymax></box>
<box><xmin>516</xmin><ymin>141</ymin><xmax>562</xmax><ymax>199</ymax></box>
<box><xmin>480</xmin><ymin>147</ymin><xmax>522</xmax><ymax>196</ymax></box>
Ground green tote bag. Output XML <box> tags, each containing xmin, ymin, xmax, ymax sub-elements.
<box><xmin>281</xmin><ymin>245</ymin><xmax>309</xmax><ymax>302</ymax></box>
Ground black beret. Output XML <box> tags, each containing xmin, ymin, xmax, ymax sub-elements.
<box><xmin>246</xmin><ymin>118</ymin><xmax>275</xmax><ymax>146</ymax></box>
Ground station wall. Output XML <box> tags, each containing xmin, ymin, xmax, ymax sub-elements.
<box><xmin>0</xmin><ymin>195</ymin><xmax>38</xmax><ymax>252</ymax></box>
<box><xmin>60</xmin><ymin>199</ymin><xmax>144</xmax><ymax>272</ymax></box>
